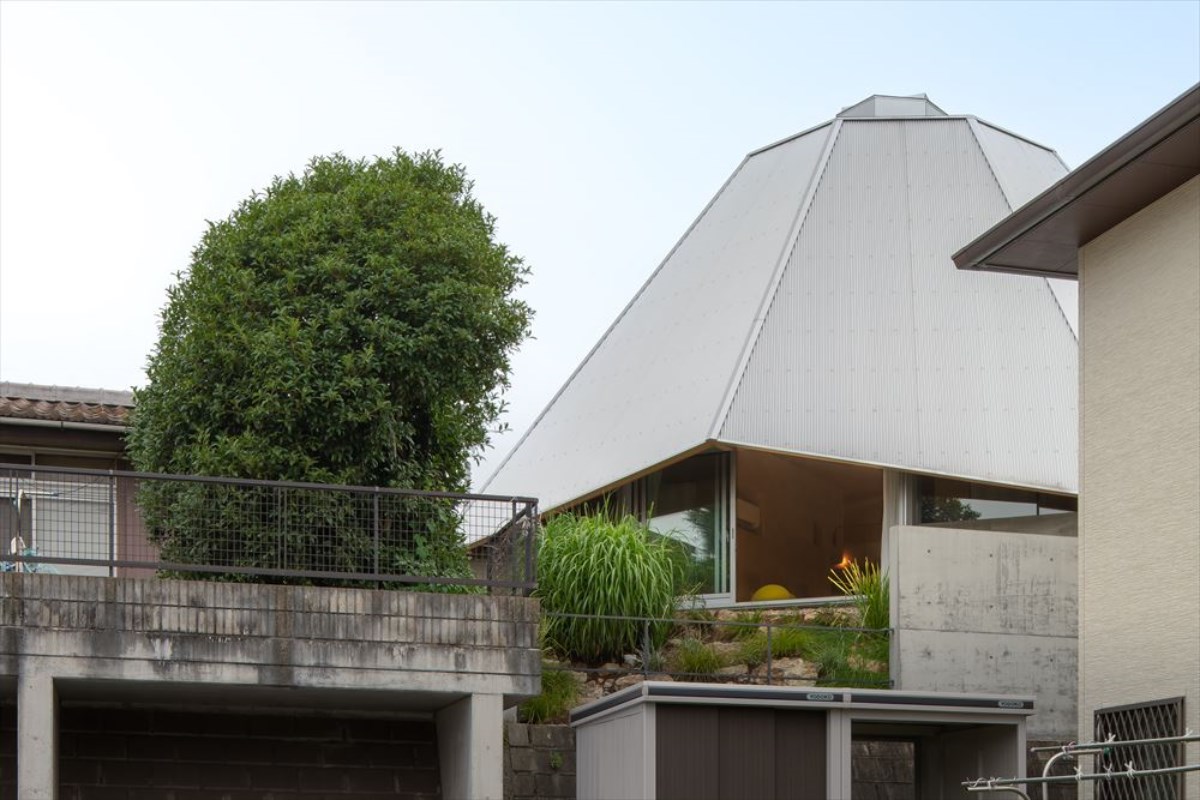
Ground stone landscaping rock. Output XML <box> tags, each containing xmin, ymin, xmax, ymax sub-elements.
<box><xmin>753</xmin><ymin>656</ymin><xmax>819</xmax><ymax>684</ymax></box>
<box><xmin>612</xmin><ymin>673</ymin><xmax>645</xmax><ymax>690</ymax></box>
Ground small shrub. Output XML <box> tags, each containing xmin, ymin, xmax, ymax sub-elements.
<box><xmin>828</xmin><ymin>558</ymin><xmax>889</xmax><ymax>631</ymax></box>
<box><xmin>537</xmin><ymin>512</ymin><xmax>681</xmax><ymax>663</ymax></box>
<box><xmin>519</xmin><ymin>666</ymin><xmax>580</xmax><ymax>723</ymax></box>
<box><xmin>805</xmin><ymin>624</ymin><xmax>889</xmax><ymax>688</ymax></box>
<box><xmin>727</xmin><ymin>611</ymin><xmax>764</xmax><ymax>641</ymax></box>
<box><xmin>736</xmin><ymin>623</ymin><xmax>823</xmax><ymax>667</ymax></box>
<box><xmin>670</xmin><ymin>637</ymin><xmax>726</xmax><ymax>680</ymax></box>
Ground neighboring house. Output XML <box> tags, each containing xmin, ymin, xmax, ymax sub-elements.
<box><xmin>0</xmin><ymin>381</ymin><xmax>132</xmax><ymax>468</ymax></box>
<box><xmin>956</xmin><ymin>83</ymin><xmax>1200</xmax><ymax>796</ymax></box>
<box><xmin>485</xmin><ymin>94</ymin><xmax>1079</xmax><ymax>607</ymax></box>
<box><xmin>0</xmin><ymin>382</ymin><xmax>150</xmax><ymax>576</ymax></box>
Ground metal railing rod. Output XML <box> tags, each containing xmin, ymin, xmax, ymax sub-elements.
<box><xmin>0</xmin><ymin>462</ymin><xmax>536</xmax><ymax>503</ymax></box>
<box><xmin>1029</xmin><ymin>732</ymin><xmax>1200</xmax><ymax>752</ymax></box>
<box><xmin>5</xmin><ymin>554</ymin><xmax>536</xmax><ymax>589</ymax></box>
<box><xmin>964</xmin><ymin>763</ymin><xmax>1200</xmax><ymax>788</ymax></box>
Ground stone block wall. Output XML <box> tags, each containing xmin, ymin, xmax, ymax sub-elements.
<box><xmin>504</xmin><ymin>723</ymin><xmax>574</xmax><ymax>800</ymax></box>
<box><xmin>55</xmin><ymin>704</ymin><xmax>440</xmax><ymax>800</ymax></box>
<box><xmin>851</xmin><ymin>740</ymin><xmax>915</xmax><ymax>800</ymax></box>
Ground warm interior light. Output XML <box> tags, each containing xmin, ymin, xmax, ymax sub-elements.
<box><xmin>834</xmin><ymin>552</ymin><xmax>852</xmax><ymax>570</ymax></box>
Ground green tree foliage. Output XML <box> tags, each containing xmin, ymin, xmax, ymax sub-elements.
<box><xmin>129</xmin><ymin>150</ymin><xmax>531</xmax><ymax>581</ymax></box>
<box><xmin>920</xmin><ymin>496</ymin><xmax>982</xmax><ymax>524</ymax></box>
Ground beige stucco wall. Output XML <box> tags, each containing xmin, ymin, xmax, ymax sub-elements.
<box><xmin>1078</xmin><ymin>174</ymin><xmax>1200</xmax><ymax>790</ymax></box>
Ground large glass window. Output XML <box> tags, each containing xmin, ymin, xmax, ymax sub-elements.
<box><xmin>917</xmin><ymin>477</ymin><xmax>1076</xmax><ymax>525</ymax></box>
<box><xmin>643</xmin><ymin>453</ymin><xmax>729</xmax><ymax>596</ymax></box>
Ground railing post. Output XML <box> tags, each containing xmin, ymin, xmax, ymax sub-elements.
<box><xmin>766</xmin><ymin>620</ymin><xmax>773</xmax><ymax>685</ymax></box>
<box><xmin>642</xmin><ymin>618</ymin><xmax>650</xmax><ymax>677</ymax></box>
<box><xmin>275</xmin><ymin>486</ymin><xmax>284</xmax><ymax>571</ymax></box>
<box><xmin>524</xmin><ymin>502</ymin><xmax>537</xmax><ymax>596</ymax></box>
<box><xmin>372</xmin><ymin>489</ymin><xmax>381</xmax><ymax>586</ymax></box>
<box><xmin>107</xmin><ymin>472</ymin><xmax>116</xmax><ymax>578</ymax></box>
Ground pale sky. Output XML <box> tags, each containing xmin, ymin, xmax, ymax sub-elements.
<box><xmin>1</xmin><ymin>1</ymin><xmax>1197</xmax><ymax>487</ymax></box>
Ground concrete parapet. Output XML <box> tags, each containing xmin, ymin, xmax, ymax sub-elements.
<box><xmin>0</xmin><ymin>573</ymin><xmax>539</xmax><ymax>697</ymax></box>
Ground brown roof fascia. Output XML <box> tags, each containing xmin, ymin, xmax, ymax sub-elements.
<box><xmin>954</xmin><ymin>83</ymin><xmax>1200</xmax><ymax>277</ymax></box>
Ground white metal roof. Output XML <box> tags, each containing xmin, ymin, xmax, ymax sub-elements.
<box><xmin>485</xmin><ymin>96</ymin><xmax>1078</xmax><ymax>510</ymax></box>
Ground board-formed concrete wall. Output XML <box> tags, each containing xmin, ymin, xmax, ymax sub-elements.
<box><xmin>885</xmin><ymin>524</ymin><xmax>1077</xmax><ymax>739</ymax></box>
<box><xmin>0</xmin><ymin>573</ymin><xmax>540</xmax><ymax>799</ymax></box>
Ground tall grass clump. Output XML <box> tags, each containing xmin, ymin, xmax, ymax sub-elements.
<box><xmin>669</xmin><ymin>636</ymin><xmax>726</xmax><ymax>681</ymax></box>
<box><xmin>518</xmin><ymin>665</ymin><xmax>580</xmax><ymax>723</ymax></box>
<box><xmin>828</xmin><ymin>558</ymin><xmax>889</xmax><ymax>631</ymax></box>
<box><xmin>537</xmin><ymin>512</ymin><xmax>681</xmax><ymax>663</ymax></box>
<box><xmin>827</xmin><ymin>557</ymin><xmax>891</xmax><ymax>685</ymax></box>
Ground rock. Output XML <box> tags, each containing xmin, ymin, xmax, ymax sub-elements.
<box><xmin>848</xmin><ymin>655</ymin><xmax>886</xmax><ymax>673</ymax></box>
<box><xmin>622</xmin><ymin>653</ymin><xmax>641</xmax><ymax>667</ymax></box>
<box><xmin>598</xmin><ymin>662</ymin><xmax>622</xmax><ymax>675</ymax></box>
<box><xmin>716</xmin><ymin>665</ymin><xmax>748</xmax><ymax>676</ymax></box>
<box><xmin>707</xmin><ymin>641</ymin><xmax>744</xmax><ymax>661</ymax></box>
<box><xmin>575</xmin><ymin>680</ymin><xmax>606</xmax><ymax>706</ymax></box>
<box><xmin>754</xmin><ymin>656</ymin><xmax>819</xmax><ymax>684</ymax></box>
<box><xmin>613</xmin><ymin>673</ymin><xmax>645</xmax><ymax>690</ymax></box>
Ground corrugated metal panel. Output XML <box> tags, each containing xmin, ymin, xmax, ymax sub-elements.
<box><xmin>971</xmin><ymin>119</ymin><xmax>1070</xmax><ymax>210</ymax></box>
<box><xmin>720</xmin><ymin>118</ymin><xmax>1077</xmax><ymax>492</ymax></box>
<box><xmin>484</xmin><ymin>125</ymin><xmax>834</xmax><ymax>509</ymax></box>
<box><xmin>576</xmin><ymin>706</ymin><xmax>650</xmax><ymax>800</ymax></box>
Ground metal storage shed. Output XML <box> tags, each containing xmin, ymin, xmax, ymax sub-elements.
<box><xmin>571</xmin><ymin>682</ymin><xmax>1034</xmax><ymax>800</ymax></box>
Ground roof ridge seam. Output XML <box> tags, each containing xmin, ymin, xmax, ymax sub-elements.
<box><xmin>967</xmin><ymin>119</ymin><xmax>1078</xmax><ymax>344</ymax></box>
<box><xmin>706</xmin><ymin>119</ymin><xmax>845</xmax><ymax>441</ymax></box>
<box><xmin>478</xmin><ymin>155</ymin><xmax>753</xmax><ymax>493</ymax></box>
<box><xmin>900</xmin><ymin>124</ymin><xmax>924</xmax><ymax>467</ymax></box>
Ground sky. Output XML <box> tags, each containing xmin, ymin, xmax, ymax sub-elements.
<box><xmin>1</xmin><ymin>0</ymin><xmax>1198</xmax><ymax>488</ymax></box>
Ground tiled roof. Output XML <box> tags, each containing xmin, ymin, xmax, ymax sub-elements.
<box><xmin>0</xmin><ymin>382</ymin><xmax>134</xmax><ymax>427</ymax></box>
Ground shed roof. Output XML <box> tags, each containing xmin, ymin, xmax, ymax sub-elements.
<box><xmin>485</xmin><ymin>96</ymin><xmax>1078</xmax><ymax>511</ymax></box>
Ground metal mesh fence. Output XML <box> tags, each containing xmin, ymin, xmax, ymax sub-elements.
<box><xmin>1095</xmin><ymin>697</ymin><xmax>1185</xmax><ymax>800</ymax></box>
<box><xmin>0</xmin><ymin>463</ymin><xmax>536</xmax><ymax>593</ymax></box>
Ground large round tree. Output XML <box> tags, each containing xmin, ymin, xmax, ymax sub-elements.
<box><xmin>128</xmin><ymin>150</ymin><xmax>531</xmax><ymax>580</ymax></box>
<box><xmin>131</xmin><ymin>149</ymin><xmax>530</xmax><ymax>490</ymax></box>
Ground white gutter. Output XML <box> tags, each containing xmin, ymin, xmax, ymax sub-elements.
<box><xmin>0</xmin><ymin>417</ymin><xmax>128</xmax><ymax>433</ymax></box>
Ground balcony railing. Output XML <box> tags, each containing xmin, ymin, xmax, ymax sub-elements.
<box><xmin>0</xmin><ymin>463</ymin><xmax>537</xmax><ymax>594</ymax></box>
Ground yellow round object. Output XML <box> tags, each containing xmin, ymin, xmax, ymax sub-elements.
<box><xmin>750</xmin><ymin>583</ymin><xmax>795</xmax><ymax>602</ymax></box>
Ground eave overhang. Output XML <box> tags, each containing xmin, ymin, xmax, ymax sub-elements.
<box><xmin>953</xmin><ymin>83</ymin><xmax>1200</xmax><ymax>278</ymax></box>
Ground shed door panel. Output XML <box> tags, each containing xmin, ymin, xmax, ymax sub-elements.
<box><xmin>774</xmin><ymin>711</ymin><xmax>826</xmax><ymax>798</ymax></box>
<box><xmin>656</xmin><ymin>706</ymin><xmax>826</xmax><ymax>800</ymax></box>
<box><xmin>656</xmin><ymin>706</ymin><xmax>719</xmax><ymax>800</ymax></box>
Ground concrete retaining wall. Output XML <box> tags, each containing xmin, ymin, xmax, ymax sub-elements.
<box><xmin>886</xmin><ymin>524</ymin><xmax>1077</xmax><ymax>739</ymax></box>
<box><xmin>0</xmin><ymin>574</ymin><xmax>540</xmax><ymax>697</ymax></box>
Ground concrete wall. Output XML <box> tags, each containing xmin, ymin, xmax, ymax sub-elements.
<box><xmin>1078</xmin><ymin>174</ymin><xmax>1200</xmax><ymax>796</ymax></box>
<box><xmin>0</xmin><ymin>573</ymin><xmax>540</xmax><ymax>799</ymax></box>
<box><xmin>0</xmin><ymin>574</ymin><xmax>539</xmax><ymax>697</ymax></box>
<box><xmin>886</xmin><ymin>524</ymin><xmax>1077</xmax><ymax>739</ymax></box>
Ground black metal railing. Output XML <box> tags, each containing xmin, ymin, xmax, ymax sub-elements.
<box><xmin>0</xmin><ymin>463</ymin><xmax>537</xmax><ymax>594</ymax></box>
